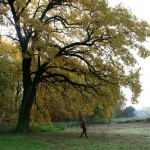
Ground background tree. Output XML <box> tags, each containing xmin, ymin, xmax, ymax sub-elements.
<box><xmin>88</xmin><ymin>107</ymin><xmax>113</xmax><ymax>123</ymax></box>
<box><xmin>0</xmin><ymin>39</ymin><xmax>22</xmax><ymax>121</ymax></box>
<box><xmin>1</xmin><ymin>0</ymin><xmax>150</xmax><ymax>132</ymax></box>
<box><xmin>123</xmin><ymin>106</ymin><xmax>135</xmax><ymax>118</ymax></box>
<box><xmin>114</xmin><ymin>101</ymin><xmax>125</xmax><ymax>118</ymax></box>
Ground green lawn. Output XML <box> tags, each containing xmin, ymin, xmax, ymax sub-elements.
<box><xmin>0</xmin><ymin>133</ymin><xmax>50</xmax><ymax>150</ymax></box>
<box><xmin>0</xmin><ymin>122</ymin><xmax>150</xmax><ymax>150</ymax></box>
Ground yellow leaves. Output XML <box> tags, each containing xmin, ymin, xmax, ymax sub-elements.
<box><xmin>0</xmin><ymin>39</ymin><xmax>13</xmax><ymax>52</ymax></box>
<box><xmin>15</xmin><ymin>0</ymin><xmax>26</xmax><ymax>9</ymax></box>
<box><xmin>22</xmin><ymin>18</ymin><xmax>44</xmax><ymax>32</ymax></box>
<box><xmin>134</xmin><ymin>20</ymin><xmax>150</xmax><ymax>43</ymax></box>
<box><xmin>0</xmin><ymin>39</ymin><xmax>21</xmax><ymax>60</ymax></box>
<box><xmin>31</xmin><ymin>104</ymin><xmax>51</xmax><ymax>126</ymax></box>
<box><xmin>48</xmin><ymin>57</ymin><xmax>88</xmax><ymax>84</ymax></box>
<box><xmin>0</xmin><ymin>39</ymin><xmax>22</xmax><ymax>120</ymax></box>
<box><xmin>138</xmin><ymin>45</ymin><xmax>150</xmax><ymax>59</ymax></box>
<box><xmin>68</xmin><ymin>11</ymin><xmax>79</xmax><ymax>22</ymax></box>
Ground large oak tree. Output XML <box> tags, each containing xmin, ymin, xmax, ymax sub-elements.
<box><xmin>0</xmin><ymin>0</ymin><xmax>150</xmax><ymax>132</ymax></box>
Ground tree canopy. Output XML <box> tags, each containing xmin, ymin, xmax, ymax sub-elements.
<box><xmin>0</xmin><ymin>0</ymin><xmax>150</xmax><ymax>132</ymax></box>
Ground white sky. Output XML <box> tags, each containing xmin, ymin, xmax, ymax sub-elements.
<box><xmin>108</xmin><ymin>0</ymin><xmax>150</xmax><ymax>109</ymax></box>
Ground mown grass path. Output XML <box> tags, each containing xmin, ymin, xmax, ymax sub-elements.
<box><xmin>0</xmin><ymin>122</ymin><xmax>150</xmax><ymax>150</ymax></box>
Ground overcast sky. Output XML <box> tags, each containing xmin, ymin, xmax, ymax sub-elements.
<box><xmin>108</xmin><ymin>0</ymin><xmax>150</xmax><ymax>109</ymax></box>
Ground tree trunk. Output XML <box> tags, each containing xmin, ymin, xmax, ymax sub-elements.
<box><xmin>16</xmin><ymin>84</ymin><xmax>35</xmax><ymax>133</ymax></box>
<box><xmin>16</xmin><ymin>57</ymin><xmax>35</xmax><ymax>133</ymax></box>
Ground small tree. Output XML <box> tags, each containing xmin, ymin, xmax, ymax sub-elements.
<box><xmin>123</xmin><ymin>106</ymin><xmax>135</xmax><ymax>118</ymax></box>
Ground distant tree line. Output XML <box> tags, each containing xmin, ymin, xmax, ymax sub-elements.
<box><xmin>135</xmin><ymin>107</ymin><xmax>150</xmax><ymax>117</ymax></box>
<box><xmin>114</xmin><ymin>104</ymin><xmax>150</xmax><ymax>118</ymax></box>
<box><xmin>114</xmin><ymin>104</ymin><xmax>136</xmax><ymax>118</ymax></box>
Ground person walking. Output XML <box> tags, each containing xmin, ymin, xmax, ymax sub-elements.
<box><xmin>80</xmin><ymin>119</ymin><xmax>88</xmax><ymax>138</ymax></box>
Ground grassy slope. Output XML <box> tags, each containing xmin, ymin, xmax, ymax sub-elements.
<box><xmin>0</xmin><ymin>121</ymin><xmax>150</xmax><ymax>150</ymax></box>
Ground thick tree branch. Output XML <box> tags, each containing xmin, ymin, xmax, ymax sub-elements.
<box><xmin>8</xmin><ymin>0</ymin><xmax>27</xmax><ymax>53</ymax></box>
<box><xmin>40</xmin><ymin>0</ymin><xmax>67</xmax><ymax>22</ymax></box>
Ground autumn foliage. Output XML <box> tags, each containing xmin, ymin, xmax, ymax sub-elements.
<box><xmin>0</xmin><ymin>0</ymin><xmax>150</xmax><ymax>132</ymax></box>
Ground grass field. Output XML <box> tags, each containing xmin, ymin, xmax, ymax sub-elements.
<box><xmin>0</xmin><ymin>121</ymin><xmax>150</xmax><ymax>150</ymax></box>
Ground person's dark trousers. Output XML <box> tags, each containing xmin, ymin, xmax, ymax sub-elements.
<box><xmin>80</xmin><ymin>128</ymin><xmax>88</xmax><ymax>138</ymax></box>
